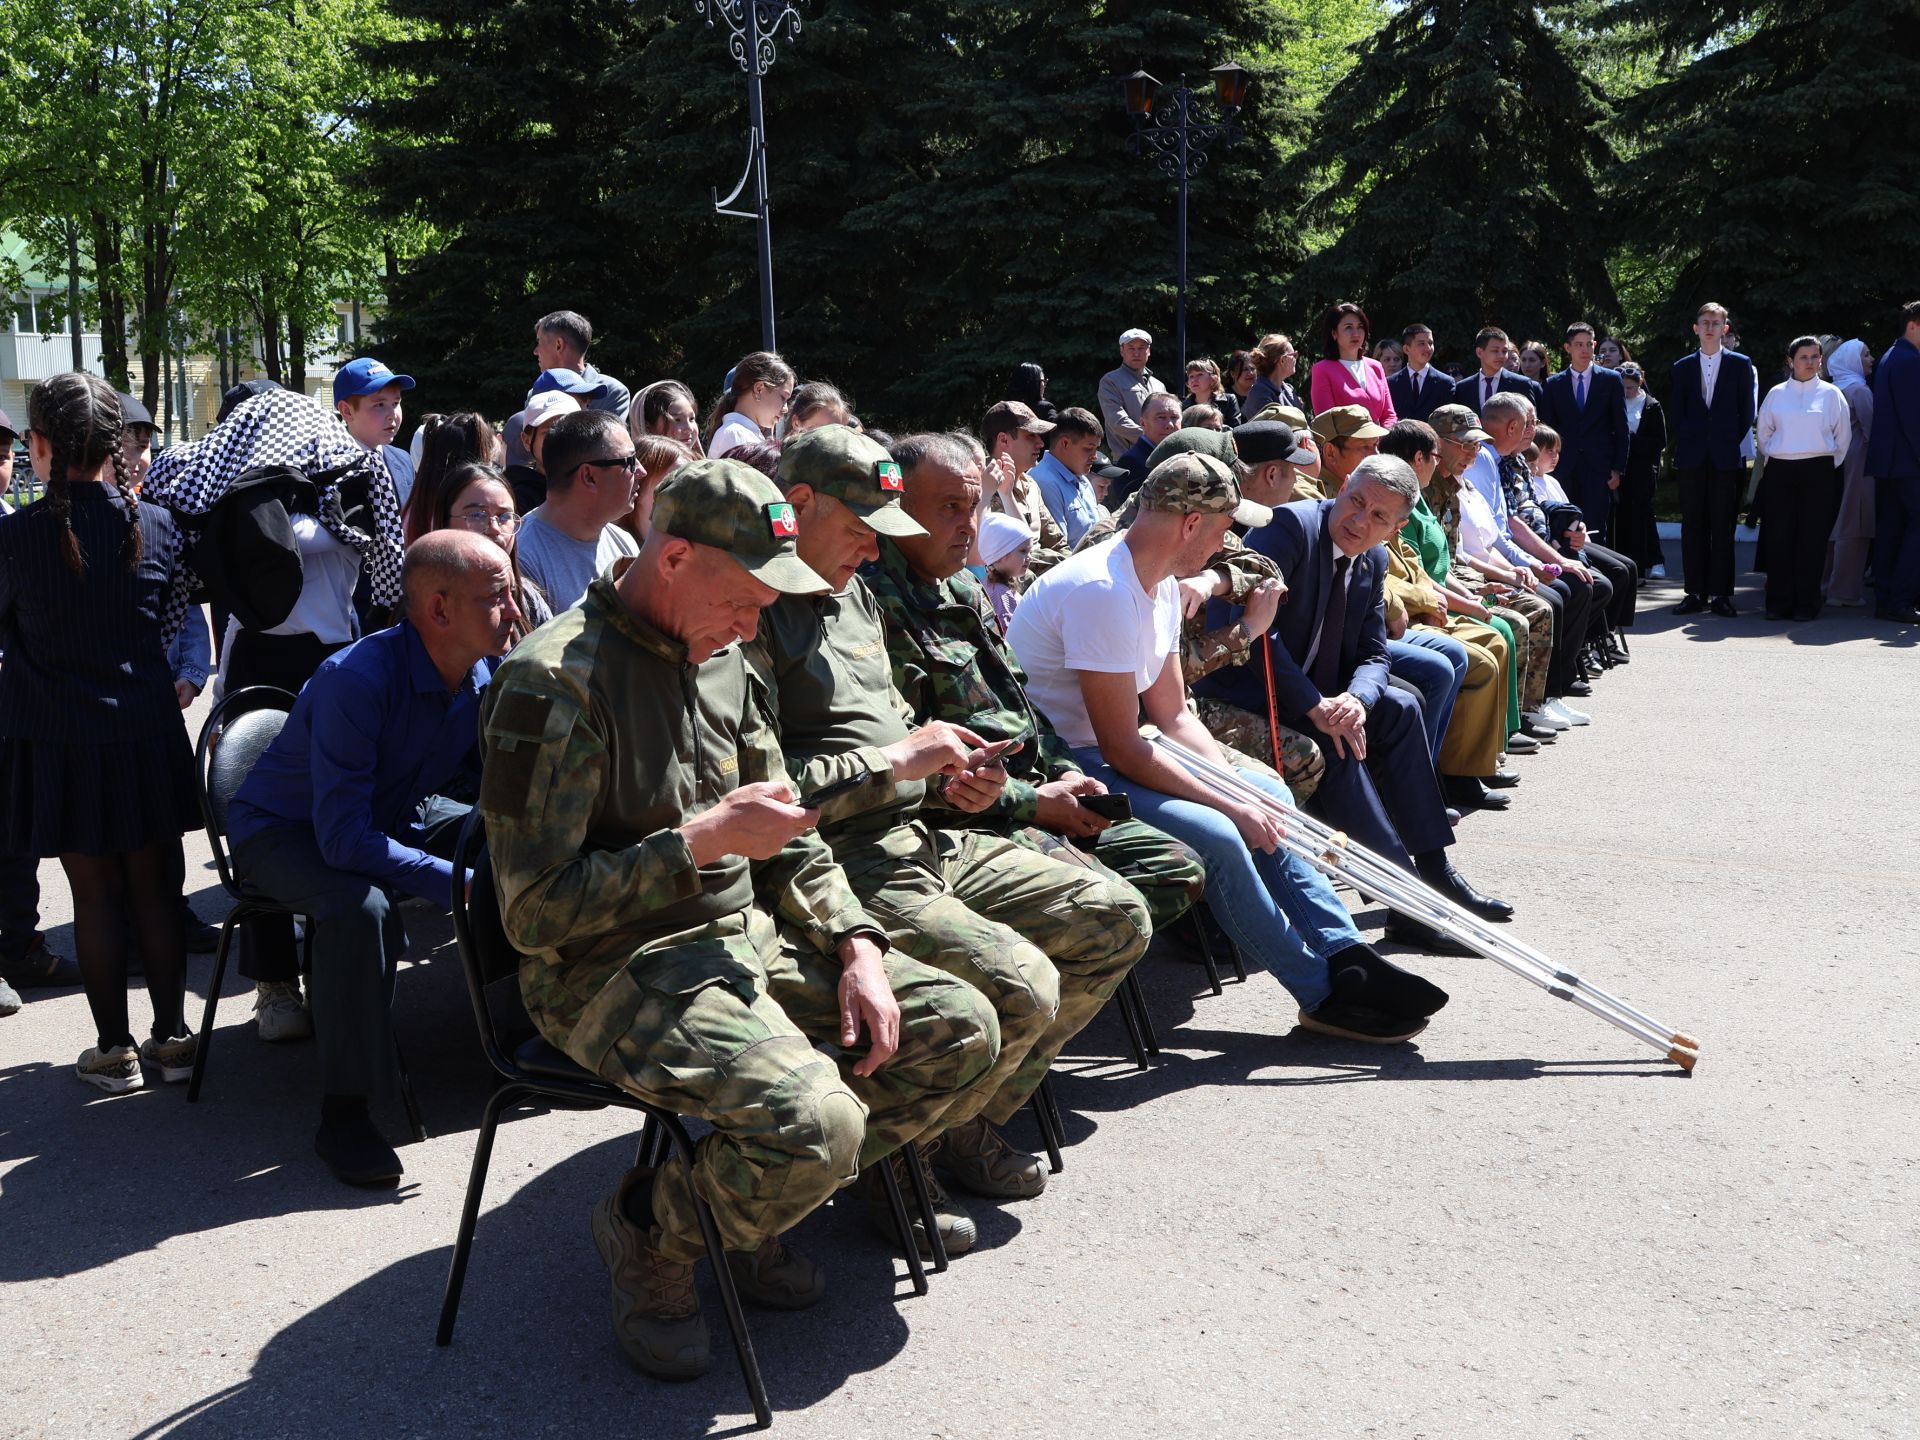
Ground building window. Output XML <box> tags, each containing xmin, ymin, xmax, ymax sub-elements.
<box><xmin>10</xmin><ymin>296</ymin><xmax>32</xmax><ymax>334</ymax></box>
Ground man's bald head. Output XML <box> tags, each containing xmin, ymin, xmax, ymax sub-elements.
<box><xmin>403</xmin><ymin>528</ymin><xmax>510</xmax><ymax>609</ymax></box>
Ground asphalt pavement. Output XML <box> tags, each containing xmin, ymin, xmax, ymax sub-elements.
<box><xmin>4</xmin><ymin>553</ymin><xmax>1916</xmax><ymax>1439</ymax></box>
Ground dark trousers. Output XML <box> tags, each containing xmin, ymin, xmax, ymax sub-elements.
<box><xmin>1679</xmin><ymin>465</ymin><xmax>1743</xmax><ymax>599</ymax></box>
<box><xmin>1534</xmin><ymin>575</ymin><xmax>1595</xmax><ymax>696</ymax></box>
<box><xmin>231</xmin><ymin>798</ymin><xmax>468</xmax><ymax>1100</ymax></box>
<box><xmin>223</xmin><ymin>629</ymin><xmax>350</xmax><ymax>985</ymax></box>
<box><xmin>1874</xmin><ymin>473</ymin><xmax>1920</xmax><ymax>613</ymax></box>
<box><xmin>1763</xmin><ymin>457</ymin><xmax>1841</xmax><ymax>617</ymax></box>
<box><xmin>1579</xmin><ymin>542</ymin><xmax>1639</xmax><ymax>629</ymax></box>
<box><xmin>1617</xmin><ymin>466</ymin><xmax>1664</xmax><ymax>572</ymax></box>
<box><xmin>1565</xmin><ymin>470</ymin><xmax>1615</xmax><ymax>548</ymax></box>
<box><xmin>1293</xmin><ymin>686</ymin><xmax>1452</xmax><ymax>870</ymax></box>
<box><xmin>0</xmin><ymin>852</ymin><xmax>40</xmax><ymax>961</ymax></box>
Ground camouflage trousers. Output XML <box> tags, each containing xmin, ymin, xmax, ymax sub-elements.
<box><xmin>1006</xmin><ymin>816</ymin><xmax>1206</xmax><ymax>932</ymax></box>
<box><xmin>1490</xmin><ymin>590</ymin><xmax>1553</xmax><ymax>711</ymax></box>
<box><xmin>843</xmin><ymin>824</ymin><xmax>1151</xmax><ymax>1130</ymax></box>
<box><xmin>527</xmin><ymin>906</ymin><xmax>999</xmax><ymax>1263</ymax></box>
<box><xmin>1191</xmin><ymin>696</ymin><xmax>1326</xmax><ymax>803</ymax></box>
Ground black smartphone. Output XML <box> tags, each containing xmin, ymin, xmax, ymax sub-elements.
<box><xmin>1077</xmin><ymin>793</ymin><xmax>1132</xmax><ymax>823</ymax></box>
<box><xmin>796</xmin><ymin>773</ymin><xmax>868</xmax><ymax>810</ymax></box>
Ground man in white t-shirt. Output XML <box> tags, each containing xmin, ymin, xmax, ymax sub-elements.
<box><xmin>514</xmin><ymin>410</ymin><xmax>639</xmax><ymax>610</ymax></box>
<box><xmin>1008</xmin><ymin>453</ymin><xmax>1449</xmax><ymax>1044</ymax></box>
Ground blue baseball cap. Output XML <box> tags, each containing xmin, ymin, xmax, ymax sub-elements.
<box><xmin>333</xmin><ymin>357</ymin><xmax>416</xmax><ymax>404</ymax></box>
<box><xmin>530</xmin><ymin>367</ymin><xmax>607</xmax><ymax>401</ymax></box>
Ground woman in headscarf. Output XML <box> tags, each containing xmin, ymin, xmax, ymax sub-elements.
<box><xmin>1824</xmin><ymin>339</ymin><xmax>1875</xmax><ymax>607</ymax></box>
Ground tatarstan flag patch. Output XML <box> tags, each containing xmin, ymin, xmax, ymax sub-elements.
<box><xmin>875</xmin><ymin>460</ymin><xmax>903</xmax><ymax>492</ymax></box>
<box><xmin>767</xmin><ymin>501</ymin><xmax>799</xmax><ymax>538</ymax></box>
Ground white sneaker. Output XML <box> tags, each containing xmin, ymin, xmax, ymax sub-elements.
<box><xmin>1546</xmin><ymin>698</ymin><xmax>1591</xmax><ymax>727</ymax></box>
<box><xmin>140</xmin><ymin>1030</ymin><xmax>199</xmax><ymax>1084</ymax></box>
<box><xmin>253</xmin><ymin>980</ymin><xmax>313</xmax><ymax>1042</ymax></box>
<box><xmin>1649</xmin><ymin>564</ymin><xmax>1667</xmax><ymax>578</ymax></box>
<box><xmin>1525</xmin><ymin>708</ymin><xmax>1570</xmax><ymax>732</ymax></box>
<box><xmin>77</xmin><ymin>1044</ymin><xmax>144</xmax><ymax>1093</ymax></box>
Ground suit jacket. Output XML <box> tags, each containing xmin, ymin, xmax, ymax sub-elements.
<box><xmin>1196</xmin><ymin>498</ymin><xmax>1390</xmax><ymax>721</ymax></box>
<box><xmin>1389</xmin><ymin>366</ymin><xmax>1457</xmax><ymax>424</ymax></box>
<box><xmin>1668</xmin><ymin>349</ymin><xmax>1757</xmax><ymax>471</ymax></box>
<box><xmin>1539</xmin><ymin>365</ymin><xmax>1630</xmax><ymax>485</ymax></box>
<box><xmin>1865</xmin><ymin>335</ymin><xmax>1920</xmax><ymax>480</ymax></box>
<box><xmin>1452</xmin><ymin>368</ymin><xmax>1542</xmax><ymax>413</ymax></box>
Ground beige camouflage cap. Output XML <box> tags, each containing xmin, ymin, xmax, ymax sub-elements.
<box><xmin>1137</xmin><ymin>452</ymin><xmax>1273</xmax><ymax>528</ymax></box>
<box><xmin>650</xmin><ymin>458</ymin><xmax>831</xmax><ymax>595</ymax></box>
<box><xmin>1425</xmin><ymin>403</ymin><xmax>1492</xmax><ymax>445</ymax></box>
<box><xmin>1309</xmin><ymin>403</ymin><xmax>1389</xmax><ymax>444</ymax></box>
<box><xmin>775</xmin><ymin>424</ymin><xmax>927</xmax><ymax>538</ymax></box>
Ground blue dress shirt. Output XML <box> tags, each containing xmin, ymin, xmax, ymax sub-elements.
<box><xmin>227</xmin><ymin>621</ymin><xmax>492</xmax><ymax>903</ymax></box>
<box><xmin>1032</xmin><ymin>450</ymin><xmax>1103</xmax><ymax>547</ymax></box>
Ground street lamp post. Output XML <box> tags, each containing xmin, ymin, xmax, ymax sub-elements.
<box><xmin>698</xmin><ymin>0</ymin><xmax>804</xmax><ymax>352</ymax></box>
<box><xmin>1121</xmin><ymin>63</ymin><xmax>1251</xmax><ymax>376</ymax></box>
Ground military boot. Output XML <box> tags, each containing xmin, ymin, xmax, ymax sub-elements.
<box><xmin>933</xmin><ymin>1114</ymin><xmax>1046</xmax><ymax>1199</ymax></box>
<box><xmin>858</xmin><ymin>1145</ymin><xmax>977</xmax><ymax>1258</ymax></box>
<box><xmin>590</xmin><ymin>1167</ymin><xmax>709</xmax><ymax>1380</ymax></box>
<box><xmin>724</xmin><ymin>1236</ymin><xmax>827</xmax><ymax>1309</ymax></box>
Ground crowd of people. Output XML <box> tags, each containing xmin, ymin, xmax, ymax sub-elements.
<box><xmin>2</xmin><ymin>293</ymin><xmax>1917</xmax><ymax>1381</ymax></box>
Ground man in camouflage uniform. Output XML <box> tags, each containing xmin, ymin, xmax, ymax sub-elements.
<box><xmin>1075</xmin><ymin>424</ymin><xmax>1326</xmax><ymax>801</ymax></box>
<box><xmin>747</xmin><ymin>425</ymin><xmax>1152</xmax><ymax>1245</ymax></box>
<box><xmin>481</xmin><ymin>459</ymin><xmax>1001</xmax><ymax>1379</ymax></box>
<box><xmin>863</xmin><ymin>429</ymin><xmax>1205</xmax><ymax>922</ymax></box>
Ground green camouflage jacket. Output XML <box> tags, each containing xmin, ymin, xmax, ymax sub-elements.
<box><xmin>862</xmin><ymin>538</ymin><xmax>1080</xmax><ymax>827</ymax></box>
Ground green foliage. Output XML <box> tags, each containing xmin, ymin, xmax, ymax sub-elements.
<box><xmin>368</xmin><ymin>0</ymin><xmax>1312</xmax><ymax>429</ymax></box>
<box><xmin>1279</xmin><ymin>0</ymin><xmax>1620</xmax><ymax>367</ymax></box>
<box><xmin>1604</xmin><ymin>0</ymin><xmax>1920</xmax><ymax>368</ymax></box>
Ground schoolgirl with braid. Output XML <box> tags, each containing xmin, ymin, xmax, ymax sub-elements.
<box><xmin>0</xmin><ymin>372</ymin><xmax>202</xmax><ymax>1091</ymax></box>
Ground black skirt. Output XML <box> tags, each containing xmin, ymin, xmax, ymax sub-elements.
<box><xmin>0</xmin><ymin>728</ymin><xmax>201</xmax><ymax>858</ymax></box>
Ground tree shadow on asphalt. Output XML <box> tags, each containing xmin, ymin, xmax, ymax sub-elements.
<box><xmin>0</xmin><ymin>909</ymin><xmax>525</xmax><ymax>1284</ymax></box>
<box><xmin>124</xmin><ymin>1131</ymin><xmax>932</xmax><ymax>1439</ymax></box>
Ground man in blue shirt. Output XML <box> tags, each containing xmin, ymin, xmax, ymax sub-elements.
<box><xmin>228</xmin><ymin>530</ymin><xmax>521</xmax><ymax>1185</ymax></box>
<box><xmin>1030</xmin><ymin>406</ymin><xmax>1107</xmax><ymax>547</ymax></box>
<box><xmin>1868</xmin><ymin>300</ymin><xmax>1920</xmax><ymax>623</ymax></box>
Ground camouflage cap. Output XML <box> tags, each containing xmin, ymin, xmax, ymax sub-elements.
<box><xmin>1137</xmin><ymin>452</ymin><xmax>1273</xmax><ymax>529</ymax></box>
<box><xmin>775</xmin><ymin>424</ymin><xmax>927</xmax><ymax>538</ymax></box>
<box><xmin>1310</xmin><ymin>404</ymin><xmax>1389</xmax><ymax>444</ymax></box>
<box><xmin>1147</xmin><ymin>425</ymin><xmax>1240</xmax><ymax>473</ymax></box>
<box><xmin>650</xmin><ymin>458</ymin><xmax>831</xmax><ymax>595</ymax></box>
<box><xmin>1426</xmin><ymin>403</ymin><xmax>1492</xmax><ymax>445</ymax></box>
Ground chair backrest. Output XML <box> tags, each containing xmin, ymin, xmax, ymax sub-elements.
<box><xmin>448</xmin><ymin>808</ymin><xmax>537</xmax><ymax>1079</ymax></box>
<box><xmin>195</xmin><ymin>685</ymin><xmax>298</xmax><ymax>896</ymax></box>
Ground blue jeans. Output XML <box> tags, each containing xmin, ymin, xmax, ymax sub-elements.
<box><xmin>1387</xmin><ymin>633</ymin><xmax>1465</xmax><ymax>761</ymax></box>
<box><xmin>1073</xmin><ymin>747</ymin><xmax>1356</xmax><ymax>1010</ymax></box>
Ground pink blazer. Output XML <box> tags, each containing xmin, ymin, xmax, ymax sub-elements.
<box><xmin>1309</xmin><ymin>357</ymin><xmax>1398</xmax><ymax>426</ymax></box>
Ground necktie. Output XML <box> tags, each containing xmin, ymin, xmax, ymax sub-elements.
<box><xmin>1576</xmin><ymin>371</ymin><xmax>1587</xmax><ymax>410</ymax></box>
<box><xmin>1310</xmin><ymin>556</ymin><xmax>1352</xmax><ymax>697</ymax></box>
<box><xmin>1484</xmin><ymin>375</ymin><xmax>1494</xmax><ymax>410</ymax></box>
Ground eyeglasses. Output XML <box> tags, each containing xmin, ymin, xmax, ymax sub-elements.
<box><xmin>584</xmin><ymin>454</ymin><xmax>640</xmax><ymax>475</ymax></box>
<box><xmin>453</xmin><ymin>508</ymin><xmax>520</xmax><ymax>532</ymax></box>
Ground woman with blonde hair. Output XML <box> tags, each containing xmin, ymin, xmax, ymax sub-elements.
<box><xmin>1244</xmin><ymin>333</ymin><xmax>1301</xmax><ymax>416</ymax></box>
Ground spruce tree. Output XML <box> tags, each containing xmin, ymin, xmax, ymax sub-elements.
<box><xmin>1608</xmin><ymin>0</ymin><xmax>1920</xmax><ymax>362</ymax></box>
<box><xmin>1279</xmin><ymin>0</ymin><xmax>1618</xmax><ymax>366</ymax></box>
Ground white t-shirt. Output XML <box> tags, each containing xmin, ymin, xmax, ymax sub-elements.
<box><xmin>709</xmin><ymin>412</ymin><xmax>766</xmax><ymax>459</ymax></box>
<box><xmin>1004</xmin><ymin>535</ymin><xmax>1181</xmax><ymax>750</ymax></box>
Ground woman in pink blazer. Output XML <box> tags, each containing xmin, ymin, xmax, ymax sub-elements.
<box><xmin>1308</xmin><ymin>300</ymin><xmax>1398</xmax><ymax>426</ymax></box>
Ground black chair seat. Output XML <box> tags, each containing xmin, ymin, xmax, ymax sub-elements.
<box><xmin>511</xmin><ymin>1033</ymin><xmax>597</xmax><ymax>1085</ymax></box>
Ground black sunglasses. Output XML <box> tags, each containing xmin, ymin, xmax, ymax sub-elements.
<box><xmin>583</xmin><ymin>453</ymin><xmax>640</xmax><ymax>475</ymax></box>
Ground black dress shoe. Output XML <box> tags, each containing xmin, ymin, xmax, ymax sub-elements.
<box><xmin>1565</xmin><ymin>678</ymin><xmax>1594</xmax><ymax>697</ymax></box>
<box><xmin>1443</xmin><ymin>775</ymin><xmax>1511</xmax><ymax>811</ymax></box>
<box><xmin>1382</xmin><ymin>914</ymin><xmax>1478</xmax><ymax>957</ymax></box>
<box><xmin>1445</xmin><ymin>807</ymin><xmax>1461</xmax><ymax>826</ymax></box>
<box><xmin>1764</xmin><ymin>608</ymin><xmax>1789</xmax><ymax>621</ymax></box>
<box><xmin>1674</xmin><ymin>595</ymin><xmax>1708</xmax><ymax>615</ymax></box>
<box><xmin>1875</xmin><ymin>606</ymin><xmax>1920</xmax><ymax>624</ymax></box>
<box><xmin>1484</xmin><ymin>768</ymin><xmax>1521</xmax><ymax>789</ymax></box>
<box><xmin>1415</xmin><ymin>856</ymin><xmax>1514</xmax><ymax>921</ymax></box>
<box><xmin>1708</xmin><ymin>597</ymin><xmax>1738</xmax><ymax>618</ymax></box>
<box><xmin>1603</xmin><ymin>642</ymin><xmax>1630</xmax><ymax>665</ymax></box>
<box><xmin>315</xmin><ymin>1103</ymin><xmax>403</xmax><ymax>1186</ymax></box>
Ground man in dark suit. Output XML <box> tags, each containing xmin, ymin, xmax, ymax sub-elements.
<box><xmin>1196</xmin><ymin>457</ymin><xmax>1512</xmax><ymax>948</ymax></box>
<box><xmin>1453</xmin><ymin>326</ymin><xmax>1543</xmax><ymax>415</ymax></box>
<box><xmin>1539</xmin><ymin>321</ymin><xmax>1630</xmax><ymax>545</ymax></box>
<box><xmin>1668</xmin><ymin>302</ymin><xmax>1757</xmax><ymax>616</ymax></box>
<box><xmin>1388</xmin><ymin>324</ymin><xmax>1456</xmax><ymax>424</ymax></box>
<box><xmin>1866</xmin><ymin>300</ymin><xmax>1920</xmax><ymax>623</ymax></box>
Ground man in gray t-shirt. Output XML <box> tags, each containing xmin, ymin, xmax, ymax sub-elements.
<box><xmin>511</xmin><ymin>409</ymin><xmax>642</xmax><ymax>610</ymax></box>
